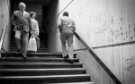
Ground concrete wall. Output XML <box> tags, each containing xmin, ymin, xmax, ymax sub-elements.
<box><xmin>73</xmin><ymin>36</ymin><xmax>116</xmax><ymax>84</ymax></box>
<box><xmin>58</xmin><ymin>0</ymin><xmax>135</xmax><ymax>84</ymax></box>
<box><xmin>0</xmin><ymin>0</ymin><xmax>10</xmax><ymax>51</ymax></box>
<box><xmin>48</xmin><ymin>0</ymin><xmax>59</xmax><ymax>52</ymax></box>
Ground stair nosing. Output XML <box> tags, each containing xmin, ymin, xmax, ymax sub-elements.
<box><xmin>0</xmin><ymin>68</ymin><xmax>85</xmax><ymax>72</ymax></box>
<box><xmin>0</xmin><ymin>62</ymin><xmax>81</xmax><ymax>65</ymax></box>
<box><xmin>2</xmin><ymin>52</ymin><xmax>61</xmax><ymax>54</ymax></box>
<box><xmin>0</xmin><ymin>74</ymin><xmax>90</xmax><ymax>79</ymax></box>
<box><xmin>0</xmin><ymin>57</ymin><xmax>78</xmax><ymax>60</ymax></box>
<box><xmin>53</xmin><ymin>82</ymin><xmax>96</xmax><ymax>84</ymax></box>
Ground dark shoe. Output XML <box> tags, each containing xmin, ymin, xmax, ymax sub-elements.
<box><xmin>23</xmin><ymin>56</ymin><xmax>27</xmax><ymax>59</ymax></box>
<box><xmin>63</xmin><ymin>55</ymin><xmax>69</xmax><ymax>61</ymax></box>
<box><xmin>67</xmin><ymin>59</ymin><xmax>75</xmax><ymax>64</ymax></box>
<box><xmin>73</xmin><ymin>54</ymin><xmax>77</xmax><ymax>58</ymax></box>
<box><xmin>22</xmin><ymin>54</ymin><xmax>27</xmax><ymax>59</ymax></box>
<box><xmin>16</xmin><ymin>49</ymin><xmax>21</xmax><ymax>54</ymax></box>
<box><xmin>63</xmin><ymin>55</ymin><xmax>69</xmax><ymax>59</ymax></box>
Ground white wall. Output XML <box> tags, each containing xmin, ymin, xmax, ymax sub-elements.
<box><xmin>94</xmin><ymin>44</ymin><xmax>135</xmax><ymax>84</ymax></box>
<box><xmin>59</xmin><ymin>0</ymin><xmax>135</xmax><ymax>47</ymax></box>
<box><xmin>58</xmin><ymin>0</ymin><xmax>135</xmax><ymax>84</ymax></box>
<box><xmin>0</xmin><ymin>0</ymin><xmax>10</xmax><ymax>51</ymax></box>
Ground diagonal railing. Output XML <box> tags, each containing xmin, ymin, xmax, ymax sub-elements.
<box><xmin>57</xmin><ymin>0</ymin><xmax>74</xmax><ymax>16</ymax></box>
<box><xmin>74</xmin><ymin>32</ymin><xmax>122</xmax><ymax>84</ymax></box>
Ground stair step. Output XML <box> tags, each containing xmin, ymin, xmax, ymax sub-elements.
<box><xmin>0</xmin><ymin>62</ymin><xmax>81</xmax><ymax>65</ymax></box>
<box><xmin>0</xmin><ymin>74</ymin><xmax>90</xmax><ymax>83</ymax></box>
<box><xmin>9</xmin><ymin>46</ymin><xmax>48</xmax><ymax>50</ymax></box>
<box><xmin>0</xmin><ymin>68</ymin><xmax>86</xmax><ymax>76</ymax></box>
<box><xmin>0</xmin><ymin>62</ymin><xmax>82</xmax><ymax>69</ymax></box>
<box><xmin>9</xmin><ymin>50</ymin><xmax>49</xmax><ymax>52</ymax></box>
<box><xmin>54</xmin><ymin>82</ymin><xmax>96</xmax><ymax>84</ymax></box>
<box><xmin>9</xmin><ymin>49</ymin><xmax>49</xmax><ymax>51</ymax></box>
<box><xmin>9</xmin><ymin>48</ymin><xmax>48</xmax><ymax>50</ymax></box>
<box><xmin>0</xmin><ymin>57</ymin><xmax>79</xmax><ymax>62</ymax></box>
<box><xmin>2</xmin><ymin>52</ymin><xmax>62</xmax><ymax>58</ymax></box>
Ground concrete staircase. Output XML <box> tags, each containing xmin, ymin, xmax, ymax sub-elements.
<box><xmin>0</xmin><ymin>40</ymin><xmax>95</xmax><ymax>84</ymax></box>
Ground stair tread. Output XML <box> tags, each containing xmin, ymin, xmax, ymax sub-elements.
<box><xmin>54</xmin><ymin>82</ymin><xmax>95</xmax><ymax>84</ymax></box>
<box><xmin>2</xmin><ymin>53</ymin><xmax>62</xmax><ymax>57</ymax></box>
<box><xmin>0</xmin><ymin>57</ymin><xmax>78</xmax><ymax>60</ymax></box>
<box><xmin>9</xmin><ymin>48</ymin><xmax>48</xmax><ymax>50</ymax></box>
<box><xmin>0</xmin><ymin>74</ymin><xmax>90</xmax><ymax>79</ymax></box>
<box><xmin>9</xmin><ymin>48</ymin><xmax>48</xmax><ymax>49</ymax></box>
<box><xmin>9</xmin><ymin>50</ymin><xmax>48</xmax><ymax>51</ymax></box>
<box><xmin>3</xmin><ymin>52</ymin><xmax>61</xmax><ymax>55</ymax></box>
<box><xmin>0</xmin><ymin>62</ymin><xmax>81</xmax><ymax>65</ymax></box>
<box><xmin>0</xmin><ymin>58</ymin><xmax>79</xmax><ymax>63</ymax></box>
<box><xmin>0</xmin><ymin>68</ymin><xmax>85</xmax><ymax>71</ymax></box>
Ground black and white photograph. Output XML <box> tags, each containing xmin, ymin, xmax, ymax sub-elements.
<box><xmin>0</xmin><ymin>0</ymin><xmax>135</xmax><ymax>84</ymax></box>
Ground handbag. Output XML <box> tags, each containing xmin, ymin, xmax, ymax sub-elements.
<box><xmin>27</xmin><ymin>36</ymin><xmax>37</xmax><ymax>51</ymax></box>
<box><xmin>15</xmin><ymin>30</ymin><xmax>21</xmax><ymax>39</ymax></box>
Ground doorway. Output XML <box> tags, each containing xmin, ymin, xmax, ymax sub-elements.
<box><xmin>10</xmin><ymin>0</ymin><xmax>59</xmax><ymax>50</ymax></box>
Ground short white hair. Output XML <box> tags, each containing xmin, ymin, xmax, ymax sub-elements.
<box><xmin>19</xmin><ymin>2</ymin><xmax>26</xmax><ymax>8</ymax></box>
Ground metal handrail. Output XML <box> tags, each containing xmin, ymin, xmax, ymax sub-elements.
<box><xmin>0</xmin><ymin>24</ymin><xmax>8</xmax><ymax>58</ymax></box>
<box><xmin>74</xmin><ymin>32</ymin><xmax>122</xmax><ymax>84</ymax></box>
<box><xmin>57</xmin><ymin>0</ymin><xmax>74</xmax><ymax>16</ymax></box>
